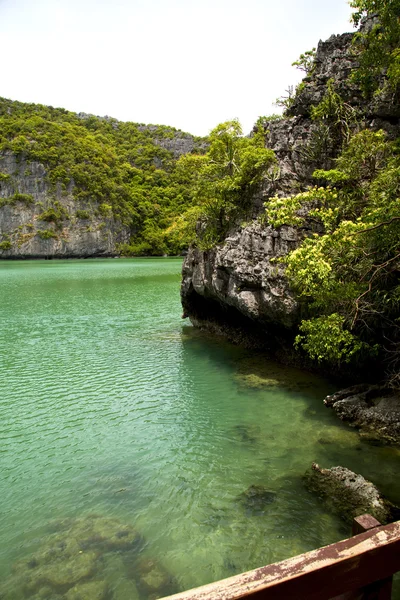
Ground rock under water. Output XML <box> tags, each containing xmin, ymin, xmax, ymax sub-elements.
<box><xmin>0</xmin><ymin>514</ymin><xmax>178</xmax><ymax>600</ymax></box>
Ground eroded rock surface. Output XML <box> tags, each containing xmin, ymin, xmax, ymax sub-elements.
<box><xmin>181</xmin><ymin>24</ymin><xmax>400</xmax><ymax>349</ymax></box>
<box><xmin>181</xmin><ymin>222</ymin><xmax>303</xmax><ymax>351</ymax></box>
<box><xmin>304</xmin><ymin>463</ymin><xmax>399</xmax><ymax>525</ymax></box>
<box><xmin>0</xmin><ymin>152</ymin><xmax>130</xmax><ymax>258</ymax></box>
<box><xmin>324</xmin><ymin>384</ymin><xmax>400</xmax><ymax>445</ymax></box>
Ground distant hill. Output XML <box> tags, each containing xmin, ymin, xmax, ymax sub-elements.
<box><xmin>0</xmin><ymin>97</ymin><xmax>207</xmax><ymax>258</ymax></box>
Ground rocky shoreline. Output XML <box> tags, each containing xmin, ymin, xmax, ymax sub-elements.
<box><xmin>324</xmin><ymin>384</ymin><xmax>400</xmax><ymax>446</ymax></box>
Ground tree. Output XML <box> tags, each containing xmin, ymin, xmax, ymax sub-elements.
<box><xmin>173</xmin><ymin>120</ymin><xmax>276</xmax><ymax>249</ymax></box>
<box><xmin>350</xmin><ymin>0</ymin><xmax>400</xmax><ymax>95</ymax></box>
<box><xmin>292</xmin><ymin>48</ymin><xmax>316</xmax><ymax>74</ymax></box>
<box><xmin>264</xmin><ymin>128</ymin><xmax>400</xmax><ymax>383</ymax></box>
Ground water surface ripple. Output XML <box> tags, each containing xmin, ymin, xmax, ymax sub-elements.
<box><xmin>0</xmin><ymin>259</ymin><xmax>399</xmax><ymax>599</ymax></box>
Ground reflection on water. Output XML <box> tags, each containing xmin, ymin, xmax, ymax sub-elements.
<box><xmin>0</xmin><ymin>259</ymin><xmax>399</xmax><ymax>599</ymax></box>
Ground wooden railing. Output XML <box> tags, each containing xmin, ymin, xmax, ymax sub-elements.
<box><xmin>162</xmin><ymin>515</ymin><xmax>400</xmax><ymax>600</ymax></box>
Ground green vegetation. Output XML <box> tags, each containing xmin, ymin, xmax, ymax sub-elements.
<box><xmin>75</xmin><ymin>209</ymin><xmax>91</xmax><ymax>220</ymax></box>
<box><xmin>0</xmin><ymin>192</ymin><xmax>34</xmax><ymax>207</ymax></box>
<box><xmin>265</xmin><ymin>115</ymin><xmax>399</xmax><ymax>384</ymax></box>
<box><xmin>38</xmin><ymin>202</ymin><xmax>69</xmax><ymax>228</ymax></box>
<box><xmin>350</xmin><ymin>0</ymin><xmax>400</xmax><ymax>96</ymax></box>
<box><xmin>0</xmin><ymin>98</ymin><xmax>206</xmax><ymax>255</ymax></box>
<box><xmin>0</xmin><ymin>241</ymin><xmax>12</xmax><ymax>250</ymax></box>
<box><xmin>37</xmin><ymin>229</ymin><xmax>58</xmax><ymax>240</ymax></box>
<box><xmin>292</xmin><ymin>48</ymin><xmax>316</xmax><ymax>74</ymax></box>
<box><xmin>169</xmin><ymin>120</ymin><xmax>276</xmax><ymax>249</ymax></box>
<box><xmin>258</xmin><ymin>0</ymin><xmax>400</xmax><ymax>385</ymax></box>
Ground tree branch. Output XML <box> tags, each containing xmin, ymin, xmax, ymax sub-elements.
<box><xmin>356</xmin><ymin>216</ymin><xmax>400</xmax><ymax>234</ymax></box>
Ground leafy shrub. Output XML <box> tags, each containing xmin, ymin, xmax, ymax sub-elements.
<box><xmin>98</xmin><ymin>203</ymin><xmax>112</xmax><ymax>217</ymax></box>
<box><xmin>37</xmin><ymin>229</ymin><xmax>58</xmax><ymax>240</ymax></box>
<box><xmin>38</xmin><ymin>203</ymin><xmax>69</xmax><ymax>225</ymax></box>
<box><xmin>0</xmin><ymin>240</ymin><xmax>12</xmax><ymax>250</ymax></box>
<box><xmin>0</xmin><ymin>193</ymin><xmax>34</xmax><ymax>207</ymax></box>
<box><xmin>75</xmin><ymin>209</ymin><xmax>91</xmax><ymax>220</ymax></box>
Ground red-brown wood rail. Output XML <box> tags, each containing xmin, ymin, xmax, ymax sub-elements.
<box><xmin>161</xmin><ymin>516</ymin><xmax>400</xmax><ymax>600</ymax></box>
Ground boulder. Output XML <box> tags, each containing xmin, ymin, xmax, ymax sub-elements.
<box><xmin>304</xmin><ymin>463</ymin><xmax>399</xmax><ymax>525</ymax></box>
<box><xmin>324</xmin><ymin>385</ymin><xmax>400</xmax><ymax>445</ymax></box>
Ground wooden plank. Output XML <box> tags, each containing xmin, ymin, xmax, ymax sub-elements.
<box><xmin>350</xmin><ymin>515</ymin><xmax>392</xmax><ymax>600</ymax></box>
<box><xmin>352</xmin><ymin>515</ymin><xmax>382</xmax><ymax>536</ymax></box>
<box><xmin>162</xmin><ymin>521</ymin><xmax>400</xmax><ymax>600</ymax></box>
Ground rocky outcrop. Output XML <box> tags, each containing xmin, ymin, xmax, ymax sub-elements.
<box><xmin>180</xmin><ymin>32</ymin><xmax>358</xmax><ymax>335</ymax></box>
<box><xmin>181</xmin><ymin>25</ymin><xmax>400</xmax><ymax>359</ymax></box>
<box><xmin>304</xmin><ymin>463</ymin><xmax>400</xmax><ymax>525</ymax></box>
<box><xmin>324</xmin><ymin>385</ymin><xmax>400</xmax><ymax>444</ymax></box>
<box><xmin>181</xmin><ymin>222</ymin><xmax>305</xmax><ymax>351</ymax></box>
<box><xmin>0</xmin><ymin>151</ymin><xmax>130</xmax><ymax>258</ymax></box>
<box><xmin>154</xmin><ymin>132</ymin><xmax>207</xmax><ymax>158</ymax></box>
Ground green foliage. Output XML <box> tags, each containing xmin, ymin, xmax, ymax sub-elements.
<box><xmin>0</xmin><ymin>172</ymin><xmax>10</xmax><ymax>181</ymax></box>
<box><xmin>294</xmin><ymin>80</ymin><xmax>361</xmax><ymax>172</ymax></box>
<box><xmin>275</xmin><ymin>85</ymin><xmax>295</xmax><ymax>109</ymax></box>
<box><xmin>350</xmin><ymin>0</ymin><xmax>400</xmax><ymax>95</ymax></box>
<box><xmin>38</xmin><ymin>203</ymin><xmax>69</xmax><ymax>226</ymax></box>
<box><xmin>264</xmin><ymin>128</ymin><xmax>400</xmax><ymax>380</ymax></box>
<box><xmin>173</xmin><ymin>120</ymin><xmax>276</xmax><ymax>249</ymax></box>
<box><xmin>294</xmin><ymin>314</ymin><xmax>374</xmax><ymax>363</ymax></box>
<box><xmin>275</xmin><ymin>50</ymin><xmax>315</xmax><ymax>112</ymax></box>
<box><xmin>13</xmin><ymin>193</ymin><xmax>34</xmax><ymax>204</ymax></box>
<box><xmin>0</xmin><ymin>240</ymin><xmax>12</xmax><ymax>250</ymax></box>
<box><xmin>37</xmin><ymin>229</ymin><xmax>58</xmax><ymax>240</ymax></box>
<box><xmin>310</xmin><ymin>80</ymin><xmax>358</xmax><ymax>140</ymax></box>
<box><xmin>98</xmin><ymin>203</ymin><xmax>112</xmax><ymax>217</ymax></box>
<box><xmin>292</xmin><ymin>48</ymin><xmax>316</xmax><ymax>74</ymax></box>
<box><xmin>0</xmin><ymin>193</ymin><xmax>34</xmax><ymax>207</ymax></box>
<box><xmin>75</xmin><ymin>209</ymin><xmax>91</xmax><ymax>220</ymax></box>
<box><xmin>0</xmin><ymin>97</ymin><xmax>207</xmax><ymax>255</ymax></box>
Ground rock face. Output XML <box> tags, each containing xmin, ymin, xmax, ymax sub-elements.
<box><xmin>0</xmin><ymin>152</ymin><xmax>130</xmax><ymax>258</ymax></box>
<box><xmin>324</xmin><ymin>385</ymin><xmax>400</xmax><ymax>444</ymax></box>
<box><xmin>304</xmin><ymin>463</ymin><xmax>399</xmax><ymax>525</ymax></box>
<box><xmin>181</xmin><ymin>25</ymin><xmax>400</xmax><ymax>354</ymax></box>
<box><xmin>181</xmin><ymin>222</ymin><xmax>303</xmax><ymax>351</ymax></box>
<box><xmin>0</xmin><ymin>119</ymin><xmax>204</xmax><ymax>259</ymax></box>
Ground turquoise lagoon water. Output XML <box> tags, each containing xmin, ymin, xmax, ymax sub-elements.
<box><xmin>0</xmin><ymin>258</ymin><xmax>399</xmax><ymax>599</ymax></box>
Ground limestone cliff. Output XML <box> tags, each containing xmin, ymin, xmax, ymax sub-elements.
<box><xmin>0</xmin><ymin>152</ymin><xmax>130</xmax><ymax>258</ymax></box>
<box><xmin>0</xmin><ymin>102</ymin><xmax>204</xmax><ymax>259</ymax></box>
<box><xmin>180</xmin><ymin>26</ymin><xmax>400</xmax><ymax>358</ymax></box>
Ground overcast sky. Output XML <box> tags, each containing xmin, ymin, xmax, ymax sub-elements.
<box><xmin>1</xmin><ymin>0</ymin><xmax>353</xmax><ymax>136</ymax></box>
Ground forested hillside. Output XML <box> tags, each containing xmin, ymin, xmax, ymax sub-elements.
<box><xmin>0</xmin><ymin>98</ymin><xmax>206</xmax><ymax>256</ymax></box>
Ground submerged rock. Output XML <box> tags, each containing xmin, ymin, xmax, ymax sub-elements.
<box><xmin>65</xmin><ymin>580</ymin><xmax>109</xmax><ymax>600</ymax></box>
<box><xmin>237</xmin><ymin>485</ymin><xmax>277</xmax><ymax>516</ymax></box>
<box><xmin>234</xmin><ymin>356</ymin><xmax>325</xmax><ymax>393</ymax></box>
<box><xmin>231</xmin><ymin>424</ymin><xmax>260</xmax><ymax>445</ymax></box>
<box><xmin>0</xmin><ymin>514</ymin><xmax>176</xmax><ymax>600</ymax></box>
<box><xmin>304</xmin><ymin>463</ymin><xmax>400</xmax><ymax>525</ymax></box>
<box><xmin>324</xmin><ymin>384</ymin><xmax>400</xmax><ymax>445</ymax></box>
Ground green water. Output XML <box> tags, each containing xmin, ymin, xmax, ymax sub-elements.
<box><xmin>1</xmin><ymin>258</ymin><xmax>399</xmax><ymax>599</ymax></box>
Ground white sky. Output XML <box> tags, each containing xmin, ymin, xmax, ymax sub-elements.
<box><xmin>1</xmin><ymin>0</ymin><xmax>354</xmax><ymax>136</ymax></box>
